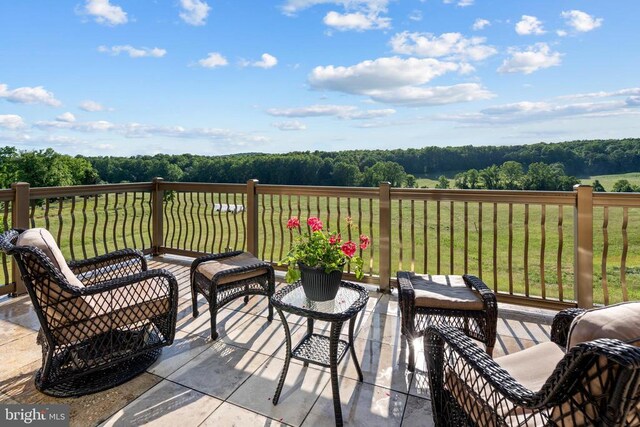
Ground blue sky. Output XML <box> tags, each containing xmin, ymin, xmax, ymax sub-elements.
<box><xmin>1</xmin><ymin>0</ymin><xmax>639</xmax><ymax>156</ymax></box>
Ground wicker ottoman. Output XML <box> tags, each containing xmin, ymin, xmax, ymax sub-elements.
<box><xmin>191</xmin><ymin>251</ymin><xmax>275</xmax><ymax>340</ymax></box>
<box><xmin>397</xmin><ymin>272</ymin><xmax>497</xmax><ymax>372</ymax></box>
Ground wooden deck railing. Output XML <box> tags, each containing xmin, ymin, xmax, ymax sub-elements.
<box><xmin>2</xmin><ymin>180</ymin><xmax>638</xmax><ymax>309</ymax></box>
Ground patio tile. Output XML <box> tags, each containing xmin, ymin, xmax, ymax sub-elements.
<box><xmin>356</xmin><ymin>312</ymin><xmax>402</xmax><ymax>346</ymax></box>
<box><xmin>302</xmin><ymin>377</ymin><xmax>406</xmax><ymax>427</ymax></box>
<box><xmin>372</xmin><ymin>293</ymin><xmax>400</xmax><ymax>317</ymax></box>
<box><xmin>176</xmin><ymin>307</ymin><xmax>250</xmax><ymax>339</ymax></box>
<box><xmin>0</xmin><ymin>295</ymin><xmax>35</xmax><ymax>320</ymax></box>
<box><xmin>0</xmin><ymin>319</ymin><xmax>37</xmax><ymax>344</ymax></box>
<box><xmin>9</xmin><ymin>310</ymin><xmax>41</xmax><ymax>331</ymax></box>
<box><xmin>225</xmin><ymin>294</ymin><xmax>273</xmax><ymax>318</ymax></box>
<box><xmin>201</xmin><ymin>402</ymin><xmax>285</xmax><ymax>426</ymax></box>
<box><xmin>168</xmin><ymin>341</ymin><xmax>269</xmax><ymax>400</ymax></box>
<box><xmin>228</xmin><ymin>356</ymin><xmax>330</xmax><ymax>426</ymax></box>
<box><xmin>0</xmin><ymin>331</ymin><xmax>42</xmax><ymax>378</ymax></box>
<box><xmin>221</xmin><ymin>313</ymin><xmax>293</xmax><ymax>357</ymax></box>
<box><xmin>337</xmin><ymin>337</ymin><xmax>413</xmax><ymax>394</ymax></box>
<box><xmin>101</xmin><ymin>379</ymin><xmax>222</xmax><ymax>426</ymax></box>
<box><xmin>147</xmin><ymin>331</ymin><xmax>211</xmax><ymax>378</ymax></box>
<box><xmin>496</xmin><ymin>317</ymin><xmax>550</xmax><ymax>344</ymax></box>
<box><xmin>402</xmin><ymin>395</ymin><xmax>434</xmax><ymax>427</ymax></box>
<box><xmin>1</xmin><ymin>360</ymin><xmax>162</xmax><ymax>427</ymax></box>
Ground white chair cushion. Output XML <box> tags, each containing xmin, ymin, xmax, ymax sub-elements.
<box><xmin>567</xmin><ymin>302</ymin><xmax>640</xmax><ymax>350</ymax></box>
<box><xmin>410</xmin><ymin>274</ymin><xmax>484</xmax><ymax>310</ymax></box>
<box><xmin>16</xmin><ymin>228</ymin><xmax>84</xmax><ymax>288</ymax></box>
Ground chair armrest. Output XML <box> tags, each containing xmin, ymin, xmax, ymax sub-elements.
<box><xmin>396</xmin><ymin>271</ymin><xmax>415</xmax><ymax>305</ymax></box>
<box><xmin>425</xmin><ymin>324</ymin><xmax>535</xmax><ymax>404</ymax></box>
<box><xmin>550</xmin><ymin>308</ymin><xmax>586</xmax><ymax>347</ymax></box>
<box><xmin>68</xmin><ymin>249</ymin><xmax>147</xmax><ymax>286</ymax></box>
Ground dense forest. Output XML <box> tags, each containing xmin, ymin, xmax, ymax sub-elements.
<box><xmin>0</xmin><ymin>139</ymin><xmax>639</xmax><ymax>191</ymax></box>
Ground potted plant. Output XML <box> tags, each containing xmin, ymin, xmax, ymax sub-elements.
<box><xmin>280</xmin><ymin>216</ymin><xmax>370</xmax><ymax>301</ymax></box>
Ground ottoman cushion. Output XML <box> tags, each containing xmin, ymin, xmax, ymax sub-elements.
<box><xmin>409</xmin><ymin>273</ymin><xmax>484</xmax><ymax>310</ymax></box>
<box><xmin>196</xmin><ymin>252</ymin><xmax>269</xmax><ymax>285</ymax></box>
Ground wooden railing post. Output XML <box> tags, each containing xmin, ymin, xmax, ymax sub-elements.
<box><xmin>246</xmin><ymin>179</ymin><xmax>259</xmax><ymax>256</ymax></box>
<box><xmin>379</xmin><ymin>182</ymin><xmax>391</xmax><ymax>292</ymax></box>
<box><xmin>152</xmin><ymin>177</ymin><xmax>164</xmax><ymax>256</ymax></box>
<box><xmin>574</xmin><ymin>184</ymin><xmax>593</xmax><ymax>308</ymax></box>
<box><xmin>11</xmin><ymin>182</ymin><xmax>30</xmax><ymax>295</ymax></box>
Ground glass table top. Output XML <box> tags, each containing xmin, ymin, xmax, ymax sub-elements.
<box><xmin>273</xmin><ymin>281</ymin><xmax>369</xmax><ymax>317</ymax></box>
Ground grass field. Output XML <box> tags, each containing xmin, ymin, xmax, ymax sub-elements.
<box><xmin>2</xmin><ymin>174</ymin><xmax>638</xmax><ymax>306</ymax></box>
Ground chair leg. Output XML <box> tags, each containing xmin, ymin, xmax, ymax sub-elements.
<box><xmin>486</xmin><ymin>345</ymin><xmax>494</xmax><ymax>357</ymax></box>
<box><xmin>191</xmin><ymin>277</ymin><xmax>199</xmax><ymax>318</ymax></box>
<box><xmin>408</xmin><ymin>336</ymin><xmax>416</xmax><ymax>372</ymax></box>
<box><xmin>209</xmin><ymin>306</ymin><xmax>219</xmax><ymax>341</ymax></box>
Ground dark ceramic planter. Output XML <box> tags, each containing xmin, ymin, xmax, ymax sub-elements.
<box><xmin>298</xmin><ymin>263</ymin><xmax>343</xmax><ymax>301</ymax></box>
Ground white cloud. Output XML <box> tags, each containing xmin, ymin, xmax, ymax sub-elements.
<box><xmin>366</xmin><ymin>83</ymin><xmax>494</xmax><ymax>106</ymax></box>
<box><xmin>98</xmin><ymin>45</ymin><xmax>167</xmax><ymax>58</ymax></box>
<box><xmin>561</xmin><ymin>10</ymin><xmax>603</xmax><ymax>33</ymax></box>
<box><xmin>197</xmin><ymin>52</ymin><xmax>229</xmax><ymax>68</ymax></box>
<box><xmin>558</xmin><ymin>87</ymin><xmax>640</xmax><ymax>100</ymax></box>
<box><xmin>241</xmin><ymin>53</ymin><xmax>278</xmax><ymax>69</ymax></box>
<box><xmin>79</xmin><ymin>100</ymin><xmax>110</xmax><ymax>112</ymax></box>
<box><xmin>309</xmin><ymin>57</ymin><xmax>460</xmax><ymax>94</ymax></box>
<box><xmin>443</xmin><ymin>0</ymin><xmax>474</xmax><ymax>7</ymax></box>
<box><xmin>272</xmin><ymin>121</ymin><xmax>307</xmax><ymax>131</ymax></box>
<box><xmin>323</xmin><ymin>11</ymin><xmax>390</xmax><ymax>31</ymax></box>
<box><xmin>179</xmin><ymin>0</ymin><xmax>211</xmax><ymax>26</ymax></box>
<box><xmin>390</xmin><ymin>32</ymin><xmax>497</xmax><ymax>61</ymax></box>
<box><xmin>515</xmin><ymin>15</ymin><xmax>545</xmax><ymax>35</ymax></box>
<box><xmin>498</xmin><ymin>43</ymin><xmax>562</xmax><ymax>74</ymax></box>
<box><xmin>81</xmin><ymin>0</ymin><xmax>127</xmax><ymax>26</ymax></box>
<box><xmin>281</xmin><ymin>0</ymin><xmax>389</xmax><ymax>15</ymax></box>
<box><xmin>0</xmin><ymin>83</ymin><xmax>62</xmax><ymax>107</ymax></box>
<box><xmin>56</xmin><ymin>112</ymin><xmax>76</xmax><ymax>123</ymax></box>
<box><xmin>438</xmin><ymin>96</ymin><xmax>640</xmax><ymax>125</ymax></box>
<box><xmin>282</xmin><ymin>0</ymin><xmax>391</xmax><ymax>31</ymax></box>
<box><xmin>33</xmin><ymin>119</ymin><xmax>268</xmax><ymax>143</ymax></box>
<box><xmin>556</xmin><ymin>30</ymin><xmax>568</xmax><ymax>37</ymax></box>
<box><xmin>0</xmin><ymin>114</ymin><xmax>25</xmax><ymax>130</ymax></box>
<box><xmin>309</xmin><ymin>56</ymin><xmax>494</xmax><ymax>106</ymax></box>
<box><xmin>472</xmin><ymin>18</ymin><xmax>490</xmax><ymax>31</ymax></box>
<box><xmin>408</xmin><ymin>10</ymin><xmax>422</xmax><ymax>22</ymax></box>
<box><xmin>266</xmin><ymin>104</ymin><xmax>395</xmax><ymax>120</ymax></box>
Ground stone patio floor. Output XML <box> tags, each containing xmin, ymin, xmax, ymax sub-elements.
<box><xmin>0</xmin><ymin>256</ymin><xmax>555</xmax><ymax>426</ymax></box>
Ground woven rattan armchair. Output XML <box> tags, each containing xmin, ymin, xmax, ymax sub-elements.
<box><xmin>0</xmin><ymin>228</ymin><xmax>178</xmax><ymax>397</ymax></box>
<box><xmin>425</xmin><ymin>305</ymin><xmax>640</xmax><ymax>426</ymax></box>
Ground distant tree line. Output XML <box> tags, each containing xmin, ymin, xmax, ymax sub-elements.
<box><xmin>0</xmin><ymin>138</ymin><xmax>638</xmax><ymax>191</ymax></box>
<box><xmin>445</xmin><ymin>161</ymin><xmax>580</xmax><ymax>191</ymax></box>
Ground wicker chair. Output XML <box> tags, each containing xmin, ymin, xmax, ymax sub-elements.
<box><xmin>397</xmin><ymin>271</ymin><xmax>497</xmax><ymax>372</ymax></box>
<box><xmin>425</xmin><ymin>303</ymin><xmax>640</xmax><ymax>426</ymax></box>
<box><xmin>0</xmin><ymin>228</ymin><xmax>178</xmax><ymax>397</ymax></box>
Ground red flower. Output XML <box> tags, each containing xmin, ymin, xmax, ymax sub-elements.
<box><xmin>341</xmin><ymin>241</ymin><xmax>357</xmax><ymax>258</ymax></box>
<box><xmin>307</xmin><ymin>217</ymin><xmax>323</xmax><ymax>232</ymax></box>
<box><xmin>329</xmin><ymin>233</ymin><xmax>341</xmax><ymax>245</ymax></box>
<box><xmin>359</xmin><ymin>234</ymin><xmax>370</xmax><ymax>250</ymax></box>
<box><xmin>287</xmin><ymin>216</ymin><xmax>300</xmax><ymax>230</ymax></box>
